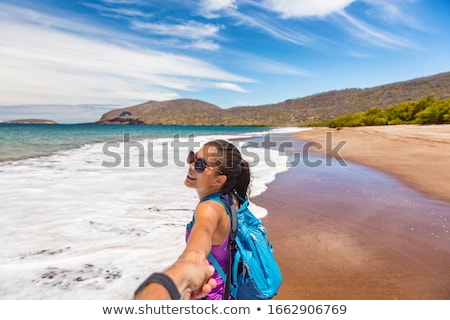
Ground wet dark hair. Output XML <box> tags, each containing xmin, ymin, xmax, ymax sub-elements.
<box><xmin>204</xmin><ymin>140</ymin><xmax>251</xmax><ymax>199</ymax></box>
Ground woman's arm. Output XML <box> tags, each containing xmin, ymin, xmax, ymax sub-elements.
<box><xmin>181</xmin><ymin>200</ymin><xmax>226</xmax><ymax>263</ymax></box>
<box><xmin>133</xmin><ymin>202</ymin><xmax>224</xmax><ymax>300</ymax></box>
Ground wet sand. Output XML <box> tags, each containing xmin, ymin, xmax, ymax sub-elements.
<box><xmin>296</xmin><ymin>125</ymin><xmax>450</xmax><ymax>203</ymax></box>
<box><xmin>253</xmin><ymin>125</ymin><xmax>450</xmax><ymax>299</ymax></box>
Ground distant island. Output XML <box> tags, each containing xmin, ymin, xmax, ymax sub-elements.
<box><xmin>4</xmin><ymin>119</ymin><xmax>58</xmax><ymax>124</ymax></box>
<box><xmin>97</xmin><ymin>71</ymin><xmax>450</xmax><ymax>127</ymax></box>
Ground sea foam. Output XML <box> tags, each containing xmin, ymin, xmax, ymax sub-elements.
<box><xmin>0</xmin><ymin>130</ymin><xmax>293</xmax><ymax>299</ymax></box>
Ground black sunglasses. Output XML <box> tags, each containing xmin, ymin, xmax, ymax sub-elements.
<box><xmin>187</xmin><ymin>151</ymin><xmax>223</xmax><ymax>174</ymax></box>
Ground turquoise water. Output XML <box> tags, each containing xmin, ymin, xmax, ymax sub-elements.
<box><xmin>0</xmin><ymin>123</ymin><xmax>269</xmax><ymax>162</ymax></box>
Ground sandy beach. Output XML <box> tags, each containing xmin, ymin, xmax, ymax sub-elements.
<box><xmin>254</xmin><ymin>124</ymin><xmax>450</xmax><ymax>299</ymax></box>
<box><xmin>297</xmin><ymin>125</ymin><xmax>450</xmax><ymax>203</ymax></box>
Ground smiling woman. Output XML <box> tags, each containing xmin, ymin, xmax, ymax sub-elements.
<box><xmin>182</xmin><ymin>139</ymin><xmax>251</xmax><ymax>299</ymax></box>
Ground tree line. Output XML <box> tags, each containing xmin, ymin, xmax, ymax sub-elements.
<box><xmin>311</xmin><ymin>95</ymin><xmax>450</xmax><ymax>128</ymax></box>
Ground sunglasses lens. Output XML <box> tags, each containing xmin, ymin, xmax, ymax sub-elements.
<box><xmin>187</xmin><ymin>151</ymin><xmax>207</xmax><ymax>173</ymax></box>
<box><xmin>194</xmin><ymin>159</ymin><xmax>207</xmax><ymax>173</ymax></box>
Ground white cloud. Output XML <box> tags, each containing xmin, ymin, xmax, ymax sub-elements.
<box><xmin>82</xmin><ymin>3</ymin><xmax>153</xmax><ymax>19</ymax></box>
<box><xmin>227</xmin><ymin>9</ymin><xmax>314</xmax><ymax>46</ymax></box>
<box><xmin>361</xmin><ymin>0</ymin><xmax>424</xmax><ymax>29</ymax></box>
<box><xmin>261</xmin><ymin>0</ymin><xmax>356</xmax><ymax>18</ymax></box>
<box><xmin>199</xmin><ymin>0</ymin><xmax>237</xmax><ymax>18</ymax></box>
<box><xmin>255</xmin><ymin>0</ymin><xmax>419</xmax><ymax>49</ymax></box>
<box><xmin>245</xmin><ymin>56</ymin><xmax>310</xmax><ymax>76</ymax></box>
<box><xmin>0</xmin><ymin>3</ymin><xmax>252</xmax><ymax>106</ymax></box>
<box><xmin>131</xmin><ymin>20</ymin><xmax>221</xmax><ymax>40</ymax></box>
<box><xmin>99</xmin><ymin>0</ymin><xmax>143</xmax><ymax>4</ymax></box>
<box><xmin>338</xmin><ymin>10</ymin><xmax>417</xmax><ymax>49</ymax></box>
<box><xmin>213</xmin><ymin>82</ymin><xmax>248</xmax><ymax>92</ymax></box>
<box><xmin>183</xmin><ymin>40</ymin><xmax>221</xmax><ymax>51</ymax></box>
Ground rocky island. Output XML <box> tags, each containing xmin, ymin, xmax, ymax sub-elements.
<box><xmin>4</xmin><ymin>119</ymin><xmax>58</xmax><ymax>124</ymax></box>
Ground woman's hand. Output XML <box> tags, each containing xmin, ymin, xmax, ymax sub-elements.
<box><xmin>134</xmin><ymin>258</ymin><xmax>216</xmax><ymax>300</ymax></box>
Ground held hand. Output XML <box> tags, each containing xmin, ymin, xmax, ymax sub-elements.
<box><xmin>134</xmin><ymin>258</ymin><xmax>217</xmax><ymax>300</ymax></box>
<box><xmin>164</xmin><ymin>259</ymin><xmax>217</xmax><ymax>300</ymax></box>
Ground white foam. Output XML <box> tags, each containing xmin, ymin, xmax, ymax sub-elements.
<box><xmin>0</xmin><ymin>131</ymin><xmax>289</xmax><ymax>299</ymax></box>
<box><xmin>266</xmin><ymin>127</ymin><xmax>312</xmax><ymax>134</ymax></box>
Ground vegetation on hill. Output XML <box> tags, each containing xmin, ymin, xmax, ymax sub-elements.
<box><xmin>97</xmin><ymin>72</ymin><xmax>450</xmax><ymax>126</ymax></box>
<box><xmin>315</xmin><ymin>95</ymin><xmax>450</xmax><ymax>128</ymax></box>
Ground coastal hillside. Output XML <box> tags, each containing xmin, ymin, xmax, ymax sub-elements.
<box><xmin>98</xmin><ymin>99</ymin><xmax>222</xmax><ymax>125</ymax></box>
<box><xmin>98</xmin><ymin>71</ymin><xmax>450</xmax><ymax>126</ymax></box>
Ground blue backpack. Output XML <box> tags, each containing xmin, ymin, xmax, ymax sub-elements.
<box><xmin>201</xmin><ymin>192</ymin><xmax>282</xmax><ymax>300</ymax></box>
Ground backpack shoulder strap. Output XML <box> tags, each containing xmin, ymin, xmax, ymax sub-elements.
<box><xmin>208</xmin><ymin>253</ymin><xmax>227</xmax><ymax>281</ymax></box>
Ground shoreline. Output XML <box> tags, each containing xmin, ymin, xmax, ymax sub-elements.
<box><xmin>253</xmin><ymin>125</ymin><xmax>450</xmax><ymax>299</ymax></box>
<box><xmin>296</xmin><ymin>124</ymin><xmax>450</xmax><ymax>203</ymax></box>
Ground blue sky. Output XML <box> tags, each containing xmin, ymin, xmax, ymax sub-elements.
<box><xmin>0</xmin><ymin>0</ymin><xmax>449</xmax><ymax>123</ymax></box>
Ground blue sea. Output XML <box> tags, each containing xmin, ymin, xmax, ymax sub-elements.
<box><xmin>0</xmin><ymin>123</ymin><xmax>305</xmax><ymax>299</ymax></box>
<box><xmin>0</xmin><ymin>123</ymin><xmax>280</xmax><ymax>162</ymax></box>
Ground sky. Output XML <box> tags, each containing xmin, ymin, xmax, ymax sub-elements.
<box><xmin>0</xmin><ymin>0</ymin><xmax>449</xmax><ymax>123</ymax></box>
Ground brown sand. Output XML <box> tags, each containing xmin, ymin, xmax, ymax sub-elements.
<box><xmin>253</xmin><ymin>125</ymin><xmax>450</xmax><ymax>299</ymax></box>
<box><xmin>296</xmin><ymin>124</ymin><xmax>450</xmax><ymax>203</ymax></box>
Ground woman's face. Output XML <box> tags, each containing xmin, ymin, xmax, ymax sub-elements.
<box><xmin>184</xmin><ymin>145</ymin><xmax>224</xmax><ymax>191</ymax></box>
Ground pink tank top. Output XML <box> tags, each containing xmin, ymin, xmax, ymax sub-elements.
<box><xmin>186</xmin><ymin>222</ymin><xmax>230</xmax><ymax>299</ymax></box>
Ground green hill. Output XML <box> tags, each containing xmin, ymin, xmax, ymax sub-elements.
<box><xmin>97</xmin><ymin>71</ymin><xmax>450</xmax><ymax>126</ymax></box>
